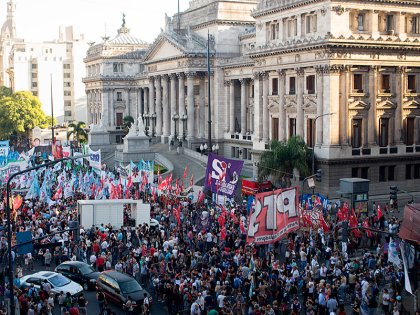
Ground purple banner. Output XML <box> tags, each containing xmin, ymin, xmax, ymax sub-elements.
<box><xmin>204</xmin><ymin>153</ymin><xmax>244</xmax><ymax>197</ymax></box>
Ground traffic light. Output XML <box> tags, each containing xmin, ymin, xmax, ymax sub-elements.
<box><xmin>389</xmin><ymin>186</ymin><xmax>398</xmax><ymax>201</ymax></box>
<box><xmin>336</xmin><ymin>221</ymin><xmax>349</xmax><ymax>243</ymax></box>
<box><xmin>68</xmin><ymin>221</ymin><xmax>80</xmax><ymax>243</ymax></box>
<box><xmin>315</xmin><ymin>169</ymin><xmax>322</xmax><ymax>182</ymax></box>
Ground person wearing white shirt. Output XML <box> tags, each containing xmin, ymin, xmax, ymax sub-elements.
<box><xmin>191</xmin><ymin>302</ymin><xmax>201</xmax><ymax>315</ymax></box>
<box><xmin>217</xmin><ymin>291</ymin><xmax>226</xmax><ymax>308</ymax></box>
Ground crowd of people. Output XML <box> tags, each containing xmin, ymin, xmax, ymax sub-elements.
<box><xmin>0</xmin><ymin>161</ymin><xmax>414</xmax><ymax>315</ymax></box>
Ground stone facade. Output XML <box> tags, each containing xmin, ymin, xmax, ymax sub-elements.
<box><xmin>84</xmin><ymin>0</ymin><xmax>420</xmax><ymax>197</ymax></box>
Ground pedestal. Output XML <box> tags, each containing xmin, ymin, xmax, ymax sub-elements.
<box><xmin>123</xmin><ymin>134</ymin><xmax>150</xmax><ymax>153</ymax></box>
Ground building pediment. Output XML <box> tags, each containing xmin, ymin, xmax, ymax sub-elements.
<box><xmin>349</xmin><ymin>99</ymin><xmax>369</xmax><ymax>111</ymax></box>
<box><xmin>403</xmin><ymin>98</ymin><xmax>420</xmax><ymax>109</ymax></box>
<box><xmin>377</xmin><ymin>99</ymin><xmax>396</xmax><ymax>110</ymax></box>
<box><xmin>143</xmin><ymin>36</ymin><xmax>185</xmax><ymax>64</ymax></box>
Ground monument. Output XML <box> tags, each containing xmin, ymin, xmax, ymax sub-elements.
<box><xmin>123</xmin><ymin>115</ymin><xmax>149</xmax><ymax>152</ymax></box>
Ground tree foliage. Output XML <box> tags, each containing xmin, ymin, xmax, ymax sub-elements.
<box><xmin>258</xmin><ymin>136</ymin><xmax>311</xmax><ymax>187</ymax></box>
<box><xmin>67</xmin><ymin>121</ymin><xmax>88</xmax><ymax>144</ymax></box>
<box><xmin>123</xmin><ymin>115</ymin><xmax>135</xmax><ymax>130</ymax></box>
<box><xmin>0</xmin><ymin>90</ymin><xmax>50</xmax><ymax>139</ymax></box>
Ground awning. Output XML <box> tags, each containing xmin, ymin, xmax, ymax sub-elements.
<box><xmin>399</xmin><ymin>204</ymin><xmax>420</xmax><ymax>244</ymax></box>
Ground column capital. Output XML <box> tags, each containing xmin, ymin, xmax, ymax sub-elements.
<box><xmin>396</xmin><ymin>66</ymin><xmax>407</xmax><ymax>74</ymax></box>
<box><xmin>324</xmin><ymin>65</ymin><xmax>343</xmax><ymax>74</ymax></box>
<box><xmin>169</xmin><ymin>73</ymin><xmax>177</xmax><ymax>80</ymax></box>
<box><xmin>277</xmin><ymin>69</ymin><xmax>286</xmax><ymax>77</ymax></box>
<box><xmin>224</xmin><ymin>80</ymin><xmax>231</xmax><ymax>86</ymax></box>
<box><xmin>185</xmin><ymin>72</ymin><xmax>196</xmax><ymax>79</ymax></box>
<box><xmin>252</xmin><ymin>72</ymin><xmax>260</xmax><ymax>80</ymax></box>
<box><xmin>239</xmin><ymin>78</ymin><xmax>249</xmax><ymax>85</ymax></box>
<box><xmin>295</xmin><ymin>67</ymin><xmax>305</xmax><ymax>77</ymax></box>
<box><xmin>148</xmin><ymin>76</ymin><xmax>154</xmax><ymax>83</ymax></box>
<box><xmin>260</xmin><ymin>71</ymin><xmax>269</xmax><ymax>80</ymax></box>
<box><xmin>176</xmin><ymin>72</ymin><xmax>185</xmax><ymax>79</ymax></box>
<box><xmin>315</xmin><ymin>65</ymin><xmax>325</xmax><ymax>75</ymax></box>
<box><xmin>161</xmin><ymin>74</ymin><xmax>169</xmax><ymax>81</ymax></box>
<box><xmin>369</xmin><ymin>65</ymin><xmax>379</xmax><ymax>73</ymax></box>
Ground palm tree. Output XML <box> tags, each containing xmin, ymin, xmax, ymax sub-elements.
<box><xmin>67</xmin><ymin>121</ymin><xmax>88</xmax><ymax>147</ymax></box>
<box><xmin>258</xmin><ymin>136</ymin><xmax>311</xmax><ymax>187</ymax></box>
<box><xmin>123</xmin><ymin>115</ymin><xmax>135</xmax><ymax>132</ymax></box>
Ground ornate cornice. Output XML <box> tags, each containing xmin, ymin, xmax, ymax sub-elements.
<box><xmin>252</xmin><ymin>0</ymin><xmax>324</xmax><ymax>18</ymax></box>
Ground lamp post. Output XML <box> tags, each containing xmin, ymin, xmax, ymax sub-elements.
<box><xmin>212</xmin><ymin>144</ymin><xmax>219</xmax><ymax>154</ymax></box>
<box><xmin>171</xmin><ymin>114</ymin><xmax>179</xmax><ymax>146</ymax></box>
<box><xmin>5</xmin><ymin>155</ymin><xmax>88</xmax><ymax>315</ymax></box>
<box><xmin>180</xmin><ymin>113</ymin><xmax>188</xmax><ymax>142</ymax></box>
<box><xmin>312</xmin><ymin>112</ymin><xmax>335</xmax><ymax>174</ymax></box>
<box><xmin>151</xmin><ymin>113</ymin><xmax>156</xmax><ymax>137</ymax></box>
<box><xmin>143</xmin><ymin>113</ymin><xmax>149</xmax><ymax>136</ymax></box>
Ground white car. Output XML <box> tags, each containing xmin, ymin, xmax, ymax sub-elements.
<box><xmin>20</xmin><ymin>271</ymin><xmax>83</xmax><ymax>297</ymax></box>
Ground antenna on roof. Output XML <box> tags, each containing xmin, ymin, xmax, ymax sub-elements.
<box><xmin>102</xmin><ymin>23</ymin><xmax>109</xmax><ymax>41</ymax></box>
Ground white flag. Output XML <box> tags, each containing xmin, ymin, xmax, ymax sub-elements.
<box><xmin>388</xmin><ymin>237</ymin><xmax>401</xmax><ymax>268</ymax></box>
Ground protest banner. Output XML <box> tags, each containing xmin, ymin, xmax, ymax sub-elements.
<box><xmin>88</xmin><ymin>148</ymin><xmax>101</xmax><ymax>169</ymax></box>
<box><xmin>204</xmin><ymin>153</ymin><xmax>243</xmax><ymax>197</ymax></box>
<box><xmin>247</xmin><ymin>187</ymin><xmax>299</xmax><ymax>245</ymax></box>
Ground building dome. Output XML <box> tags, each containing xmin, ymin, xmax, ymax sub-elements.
<box><xmin>107</xmin><ymin>26</ymin><xmax>148</xmax><ymax>46</ymax></box>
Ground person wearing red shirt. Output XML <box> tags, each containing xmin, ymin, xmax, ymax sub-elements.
<box><xmin>92</xmin><ymin>242</ymin><xmax>100</xmax><ymax>254</ymax></box>
<box><xmin>96</xmin><ymin>254</ymin><xmax>105</xmax><ymax>272</ymax></box>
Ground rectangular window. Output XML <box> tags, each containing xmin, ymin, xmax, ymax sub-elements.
<box><xmin>272</xmin><ymin>117</ymin><xmax>279</xmax><ymax>141</ymax></box>
<box><xmin>405</xmin><ymin>117</ymin><xmax>415</xmax><ymax>145</ymax></box>
<box><xmin>352</xmin><ymin>119</ymin><xmax>362</xmax><ymax>148</ymax></box>
<box><xmin>388</xmin><ymin>165</ymin><xmax>395</xmax><ymax>181</ymax></box>
<box><xmin>116</xmin><ymin>113</ymin><xmax>123</xmax><ymax>126</ymax></box>
<box><xmin>407</xmin><ymin>75</ymin><xmax>416</xmax><ymax>92</ymax></box>
<box><xmin>379</xmin><ymin>166</ymin><xmax>387</xmax><ymax>182</ymax></box>
<box><xmin>31</xmin><ymin>63</ymin><xmax>37</xmax><ymax>69</ymax></box>
<box><xmin>406</xmin><ymin>164</ymin><xmax>412</xmax><ymax>180</ymax></box>
<box><xmin>413</xmin><ymin>16</ymin><xmax>420</xmax><ymax>34</ymax></box>
<box><xmin>32</xmin><ymin>91</ymin><xmax>38</xmax><ymax>96</ymax></box>
<box><xmin>306</xmin><ymin>15</ymin><xmax>311</xmax><ymax>34</ymax></box>
<box><xmin>113</xmin><ymin>63</ymin><xmax>118</xmax><ymax>72</ymax></box>
<box><xmin>289</xmin><ymin>77</ymin><xmax>296</xmax><ymax>94</ymax></box>
<box><xmin>306</xmin><ymin>75</ymin><xmax>315</xmax><ymax>94</ymax></box>
<box><xmin>289</xmin><ymin>118</ymin><xmax>296</xmax><ymax>138</ymax></box>
<box><xmin>32</xmin><ymin>82</ymin><xmax>37</xmax><ymax>88</ymax></box>
<box><xmin>306</xmin><ymin>118</ymin><xmax>315</xmax><ymax>148</ymax></box>
<box><xmin>113</xmin><ymin>63</ymin><xmax>123</xmax><ymax>73</ymax></box>
<box><xmin>64</xmin><ymin>100</ymin><xmax>72</xmax><ymax>107</ymax></box>
<box><xmin>361</xmin><ymin>167</ymin><xmax>369</xmax><ymax>179</ymax></box>
<box><xmin>64</xmin><ymin>82</ymin><xmax>71</xmax><ymax>87</ymax></box>
<box><xmin>414</xmin><ymin>164</ymin><xmax>420</xmax><ymax>179</ymax></box>
<box><xmin>64</xmin><ymin>91</ymin><xmax>71</xmax><ymax>96</ymax></box>
<box><xmin>272</xmin><ymin>78</ymin><xmax>278</xmax><ymax>95</ymax></box>
<box><xmin>352</xmin><ymin>168</ymin><xmax>359</xmax><ymax>178</ymax></box>
<box><xmin>381</xmin><ymin>74</ymin><xmax>391</xmax><ymax>93</ymax></box>
<box><xmin>31</xmin><ymin>73</ymin><xmax>37</xmax><ymax>78</ymax></box>
<box><xmin>357</xmin><ymin>14</ymin><xmax>364</xmax><ymax>31</ymax></box>
<box><xmin>379</xmin><ymin>118</ymin><xmax>389</xmax><ymax>147</ymax></box>
<box><xmin>271</xmin><ymin>23</ymin><xmax>276</xmax><ymax>40</ymax></box>
<box><xmin>116</xmin><ymin>92</ymin><xmax>122</xmax><ymax>101</ymax></box>
<box><xmin>65</xmin><ymin>110</ymin><xmax>72</xmax><ymax>117</ymax></box>
<box><xmin>386</xmin><ymin>15</ymin><xmax>394</xmax><ymax>32</ymax></box>
<box><xmin>63</xmin><ymin>64</ymin><xmax>71</xmax><ymax>69</ymax></box>
<box><xmin>353</xmin><ymin>74</ymin><xmax>363</xmax><ymax>92</ymax></box>
<box><xmin>63</xmin><ymin>73</ymin><xmax>71</xmax><ymax>78</ymax></box>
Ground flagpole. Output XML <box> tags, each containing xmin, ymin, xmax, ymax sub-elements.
<box><xmin>207</xmin><ymin>30</ymin><xmax>212</xmax><ymax>152</ymax></box>
<box><xmin>51</xmin><ymin>74</ymin><xmax>54</xmax><ymax>145</ymax></box>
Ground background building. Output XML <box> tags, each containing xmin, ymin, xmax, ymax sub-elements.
<box><xmin>0</xmin><ymin>0</ymin><xmax>88</xmax><ymax>123</ymax></box>
<box><xmin>86</xmin><ymin>0</ymin><xmax>420</xmax><ymax>197</ymax></box>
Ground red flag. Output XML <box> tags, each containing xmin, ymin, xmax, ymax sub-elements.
<box><xmin>183</xmin><ymin>166</ymin><xmax>188</xmax><ymax>179</ymax></box>
<box><xmin>12</xmin><ymin>195</ymin><xmax>22</xmax><ymax>210</ymax></box>
<box><xmin>127</xmin><ymin>176</ymin><xmax>133</xmax><ymax>190</ymax></box>
<box><xmin>197</xmin><ymin>191</ymin><xmax>205</xmax><ymax>204</ymax></box>
<box><xmin>53</xmin><ymin>186</ymin><xmax>63</xmax><ymax>200</ymax></box>
<box><xmin>377</xmin><ymin>205</ymin><xmax>383</xmax><ymax>220</ymax></box>
<box><xmin>363</xmin><ymin>219</ymin><xmax>372</xmax><ymax>237</ymax></box>
<box><xmin>320</xmin><ymin>214</ymin><xmax>329</xmax><ymax>232</ymax></box>
<box><xmin>190</xmin><ymin>174</ymin><xmax>194</xmax><ymax>187</ymax></box>
<box><xmin>240</xmin><ymin>219</ymin><xmax>246</xmax><ymax>234</ymax></box>
<box><xmin>218</xmin><ymin>213</ymin><xmax>226</xmax><ymax>227</ymax></box>
<box><xmin>349</xmin><ymin>209</ymin><xmax>358</xmax><ymax>228</ymax></box>
<box><xmin>301</xmin><ymin>212</ymin><xmax>313</xmax><ymax>228</ymax></box>
<box><xmin>220</xmin><ymin>226</ymin><xmax>227</xmax><ymax>240</ymax></box>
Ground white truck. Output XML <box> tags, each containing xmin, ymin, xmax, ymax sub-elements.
<box><xmin>77</xmin><ymin>199</ymin><xmax>150</xmax><ymax>228</ymax></box>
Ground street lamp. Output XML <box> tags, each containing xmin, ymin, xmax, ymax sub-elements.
<box><xmin>151</xmin><ymin>113</ymin><xmax>156</xmax><ymax>137</ymax></box>
<box><xmin>212</xmin><ymin>144</ymin><xmax>219</xmax><ymax>154</ymax></box>
<box><xmin>180</xmin><ymin>113</ymin><xmax>188</xmax><ymax>141</ymax></box>
<box><xmin>172</xmin><ymin>114</ymin><xmax>179</xmax><ymax>146</ymax></box>
<box><xmin>312</xmin><ymin>112</ymin><xmax>335</xmax><ymax>174</ymax></box>
<box><xmin>5</xmin><ymin>154</ymin><xmax>88</xmax><ymax>315</ymax></box>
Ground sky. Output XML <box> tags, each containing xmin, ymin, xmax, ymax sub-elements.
<box><xmin>3</xmin><ymin>0</ymin><xmax>190</xmax><ymax>43</ymax></box>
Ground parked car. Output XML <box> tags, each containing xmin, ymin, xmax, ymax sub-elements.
<box><xmin>55</xmin><ymin>261</ymin><xmax>100</xmax><ymax>290</ymax></box>
<box><xmin>20</xmin><ymin>271</ymin><xmax>83</xmax><ymax>297</ymax></box>
<box><xmin>96</xmin><ymin>270</ymin><xmax>152</xmax><ymax>311</ymax></box>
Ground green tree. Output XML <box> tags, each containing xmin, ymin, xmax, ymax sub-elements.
<box><xmin>258</xmin><ymin>136</ymin><xmax>311</xmax><ymax>187</ymax></box>
<box><xmin>123</xmin><ymin>115</ymin><xmax>135</xmax><ymax>132</ymax></box>
<box><xmin>0</xmin><ymin>90</ymin><xmax>49</xmax><ymax>139</ymax></box>
<box><xmin>67</xmin><ymin>121</ymin><xmax>88</xmax><ymax>145</ymax></box>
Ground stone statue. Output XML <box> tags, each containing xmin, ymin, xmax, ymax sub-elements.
<box><xmin>136</xmin><ymin>115</ymin><xmax>146</xmax><ymax>137</ymax></box>
<box><xmin>122</xmin><ymin>13</ymin><xmax>126</xmax><ymax>28</ymax></box>
<box><xmin>127</xmin><ymin>121</ymin><xmax>137</xmax><ymax>137</ymax></box>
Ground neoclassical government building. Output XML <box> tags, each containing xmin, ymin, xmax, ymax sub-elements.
<box><xmin>83</xmin><ymin>0</ymin><xmax>420</xmax><ymax>196</ymax></box>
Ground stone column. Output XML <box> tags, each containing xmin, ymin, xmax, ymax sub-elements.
<box><xmin>144</xmin><ymin>88</ymin><xmax>149</xmax><ymax>114</ymax></box>
<box><xmin>340</xmin><ymin>67</ymin><xmax>350</xmax><ymax>145</ymax></box>
<box><xmin>253</xmin><ymin>72</ymin><xmax>263</xmax><ymax>140</ymax></box>
<box><xmin>178</xmin><ymin>73</ymin><xmax>185</xmax><ymax>139</ymax></box>
<box><xmin>395</xmin><ymin>66</ymin><xmax>405</xmax><ymax>144</ymax></box>
<box><xmin>224</xmin><ymin>80</ymin><xmax>231</xmax><ymax>132</ymax></box>
<box><xmin>186</xmin><ymin>72</ymin><xmax>195</xmax><ymax>141</ymax></box>
<box><xmin>278</xmin><ymin>70</ymin><xmax>286</xmax><ymax>141</ymax></box>
<box><xmin>229</xmin><ymin>79</ymin><xmax>235</xmax><ymax>134</ymax></box>
<box><xmin>148</xmin><ymin>78</ymin><xmax>155</xmax><ymax>135</ymax></box>
<box><xmin>155</xmin><ymin>76</ymin><xmax>162</xmax><ymax>136</ymax></box>
<box><xmin>198</xmin><ymin>74</ymin><xmax>205</xmax><ymax>139</ymax></box>
<box><xmin>240</xmin><ymin>78</ymin><xmax>247</xmax><ymax>136</ymax></box>
<box><xmin>296</xmin><ymin>68</ymin><xmax>305</xmax><ymax>138</ymax></box>
<box><xmin>315</xmin><ymin>66</ymin><xmax>324</xmax><ymax>145</ymax></box>
<box><xmin>368</xmin><ymin>66</ymin><xmax>378</xmax><ymax>145</ymax></box>
<box><xmin>170</xmin><ymin>74</ymin><xmax>177</xmax><ymax>141</ymax></box>
<box><xmin>210</xmin><ymin>73</ymin><xmax>215</xmax><ymax>138</ymax></box>
<box><xmin>101</xmin><ymin>89</ymin><xmax>109</xmax><ymax>128</ymax></box>
<box><xmin>262</xmin><ymin>72</ymin><xmax>269</xmax><ymax>142</ymax></box>
<box><xmin>110</xmin><ymin>89</ymin><xmax>115</xmax><ymax>127</ymax></box>
<box><xmin>162</xmin><ymin>75</ymin><xmax>170</xmax><ymax>139</ymax></box>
